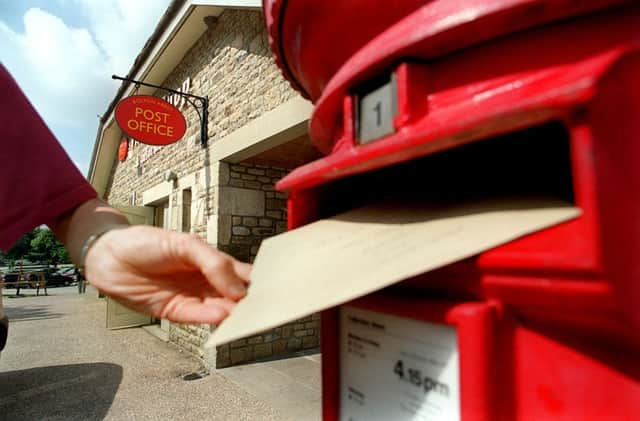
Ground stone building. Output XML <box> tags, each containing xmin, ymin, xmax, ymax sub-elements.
<box><xmin>88</xmin><ymin>0</ymin><xmax>321</xmax><ymax>369</ymax></box>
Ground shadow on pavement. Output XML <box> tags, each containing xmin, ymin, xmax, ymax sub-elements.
<box><xmin>2</xmin><ymin>292</ymin><xmax>48</xmax><ymax>299</ymax></box>
<box><xmin>3</xmin><ymin>304</ymin><xmax>63</xmax><ymax>322</ymax></box>
<box><xmin>0</xmin><ymin>363</ymin><xmax>122</xmax><ymax>420</ymax></box>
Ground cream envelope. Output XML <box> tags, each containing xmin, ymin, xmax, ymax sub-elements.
<box><xmin>206</xmin><ymin>196</ymin><xmax>579</xmax><ymax>347</ymax></box>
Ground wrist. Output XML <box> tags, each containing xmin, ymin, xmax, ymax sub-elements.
<box><xmin>77</xmin><ymin>225</ymin><xmax>127</xmax><ymax>275</ymax></box>
<box><xmin>50</xmin><ymin>199</ymin><xmax>131</xmax><ymax>268</ymax></box>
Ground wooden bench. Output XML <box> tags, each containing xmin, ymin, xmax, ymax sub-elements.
<box><xmin>1</xmin><ymin>273</ymin><xmax>47</xmax><ymax>296</ymax></box>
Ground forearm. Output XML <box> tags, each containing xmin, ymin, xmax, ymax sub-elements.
<box><xmin>45</xmin><ymin>198</ymin><xmax>250</xmax><ymax>324</ymax></box>
<box><xmin>48</xmin><ymin>198</ymin><xmax>130</xmax><ymax>265</ymax></box>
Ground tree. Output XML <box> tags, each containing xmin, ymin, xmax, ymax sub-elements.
<box><xmin>29</xmin><ymin>228</ymin><xmax>70</xmax><ymax>267</ymax></box>
<box><xmin>1</xmin><ymin>230</ymin><xmax>37</xmax><ymax>270</ymax></box>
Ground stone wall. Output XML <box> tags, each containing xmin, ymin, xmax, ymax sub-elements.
<box><xmin>169</xmin><ymin>323</ymin><xmax>210</xmax><ymax>359</ymax></box>
<box><xmin>106</xmin><ymin>9</ymin><xmax>297</xmax><ymax>208</ymax></box>
<box><xmin>218</xmin><ymin>162</ymin><xmax>288</xmax><ymax>262</ymax></box>
<box><xmin>213</xmin><ymin>161</ymin><xmax>320</xmax><ymax>368</ymax></box>
<box><xmin>216</xmin><ymin>314</ymin><xmax>321</xmax><ymax>367</ymax></box>
<box><xmin>102</xmin><ymin>8</ymin><xmax>320</xmax><ymax>367</ymax></box>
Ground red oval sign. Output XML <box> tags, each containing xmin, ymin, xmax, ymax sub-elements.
<box><xmin>115</xmin><ymin>95</ymin><xmax>187</xmax><ymax>145</ymax></box>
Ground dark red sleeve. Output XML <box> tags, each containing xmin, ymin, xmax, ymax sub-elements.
<box><xmin>0</xmin><ymin>64</ymin><xmax>97</xmax><ymax>251</ymax></box>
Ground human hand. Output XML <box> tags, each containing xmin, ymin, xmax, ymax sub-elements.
<box><xmin>83</xmin><ymin>225</ymin><xmax>251</xmax><ymax>324</ymax></box>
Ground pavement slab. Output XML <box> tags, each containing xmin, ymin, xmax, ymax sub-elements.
<box><xmin>220</xmin><ymin>354</ymin><xmax>322</xmax><ymax>421</ymax></box>
<box><xmin>0</xmin><ymin>286</ymin><xmax>320</xmax><ymax>420</ymax></box>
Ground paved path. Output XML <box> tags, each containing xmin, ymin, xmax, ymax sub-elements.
<box><xmin>0</xmin><ymin>285</ymin><xmax>321</xmax><ymax>420</ymax></box>
<box><xmin>221</xmin><ymin>354</ymin><xmax>322</xmax><ymax>421</ymax></box>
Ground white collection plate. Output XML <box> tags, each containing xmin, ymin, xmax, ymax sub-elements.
<box><xmin>340</xmin><ymin>306</ymin><xmax>460</xmax><ymax>421</ymax></box>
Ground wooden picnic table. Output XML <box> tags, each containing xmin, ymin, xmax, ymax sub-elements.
<box><xmin>1</xmin><ymin>272</ymin><xmax>48</xmax><ymax>296</ymax></box>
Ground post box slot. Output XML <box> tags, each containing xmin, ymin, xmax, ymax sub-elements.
<box><xmin>313</xmin><ymin>121</ymin><xmax>574</xmax><ymax>220</ymax></box>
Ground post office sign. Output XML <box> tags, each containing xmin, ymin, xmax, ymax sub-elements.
<box><xmin>115</xmin><ymin>95</ymin><xmax>187</xmax><ymax>146</ymax></box>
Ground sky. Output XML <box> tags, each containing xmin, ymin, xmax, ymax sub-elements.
<box><xmin>0</xmin><ymin>0</ymin><xmax>171</xmax><ymax>176</ymax></box>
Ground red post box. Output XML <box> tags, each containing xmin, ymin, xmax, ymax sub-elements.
<box><xmin>264</xmin><ymin>1</ymin><xmax>640</xmax><ymax>419</ymax></box>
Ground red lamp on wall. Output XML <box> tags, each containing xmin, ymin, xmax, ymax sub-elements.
<box><xmin>118</xmin><ymin>136</ymin><xmax>129</xmax><ymax>162</ymax></box>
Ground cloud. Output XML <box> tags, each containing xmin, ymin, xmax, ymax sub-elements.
<box><xmin>1</xmin><ymin>8</ymin><xmax>112</xmax><ymax>130</ymax></box>
<box><xmin>73</xmin><ymin>0</ymin><xmax>170</xmax><ymax>74</ymax></box>
<box><xmin>0</xmin><ymin>0</ymin><xmax>170</xmax><ymax>175</ymax></box>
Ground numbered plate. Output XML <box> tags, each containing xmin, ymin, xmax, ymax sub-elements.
<box><xmin>356</xmin><ymin>75</ymin><xmax>397</xmax><ymax>144</ymax></box>
<box><xmin>339</xmin><ymin>306</ymin><xmax>460</xmax><ymax>421</ymax></box>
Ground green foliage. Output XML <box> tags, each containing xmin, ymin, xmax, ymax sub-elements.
<box><xmin>1</xmin><ymin>230</ymin><xmax>37</xmax><ymax>269</ymax></box>
<box><xmin>29</xmin><ymin>228</ymin><xmax>70</xmax><ymax>266</ymax></box>
<box><xmin>0</xmin><ymin>227</ymin><xmax>69</xmax><ymax>268</ymax></box>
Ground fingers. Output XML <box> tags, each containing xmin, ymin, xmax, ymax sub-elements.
<box><xmin>205</xmin><ymin>257</ymin><xmax>249</xmax><ymax>300</ymax></box>
<box><xmin>174</xmin><ymin>233</ymin><xmax>251</xmax><ymax>301</ymax></box>
<box><xmin>161</xmin><ymin>296</ymin><xmax>237</xmax><ymax>324</ymax></box>
<box><xmin>233</xmin><ymin>261</ymin><xmax>252</xmax><ymax>284</ymax></box>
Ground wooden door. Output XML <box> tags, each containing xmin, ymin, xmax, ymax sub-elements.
<box><xmin>105</xmin><ymin>206</ymin><xmax>154</xmax><ymax>329</ymax></box>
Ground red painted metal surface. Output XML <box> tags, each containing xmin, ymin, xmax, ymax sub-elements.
<box><xmin>324</xmin><ymin>294</ymin><xmax>640</xmax><ymax>420</ymax></box>
<box><xmin>114</xmin><ymin>95</ymin><xmax>187</xmax><ymax>146</ymax></box>
<box><xmin>265</xmin><ymin>0</ymin><xmax>634</xmax><ymax>151</ymax></box>
<box><xmin>117</xmin><ymin>137</ymin><xmax>128</xmax><ymax>162</ymax></box>
<box><xmin>266</xmin><ymin>1</ymin><xmax>640</xmax><ymax>420</ymax></box>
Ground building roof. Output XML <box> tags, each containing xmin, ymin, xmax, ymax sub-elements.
<box><xmin>100</xmin><ymin>0</ymin><xmax>186</xmax><ymax>129</ymax></box>
<box><xmin>88</xmin><ymin>0</ymin><xmax>261</xmax><ymax>190</ymax></box>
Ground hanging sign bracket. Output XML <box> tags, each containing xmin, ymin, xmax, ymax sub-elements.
<box><xmin>112</xmin><ymin>75</ymin><xmax>209</xmax><ymax>147</ymax></box>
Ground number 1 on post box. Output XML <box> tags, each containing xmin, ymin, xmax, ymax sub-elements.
<box><xmin>356</xmin><ymin>75</ymin><xmax>397</xmax><ymax>144</ymax></box>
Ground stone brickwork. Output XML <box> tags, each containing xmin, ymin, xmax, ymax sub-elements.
<box><xmin>218</xmin><ymin>162</ymin><xmax>288</xmax><ymax>262</ymax></box>
<box><xmin>213</xmin><ymin>161</ymin><xmax>321</xmax><ymax>368</ymax></box>
<box><xmin>169</xmin><ymin>323</ymin><xmax>210</xmax><ymax>359</ymax></box>
<box><xmin>102</xmin><ymin>8</ymin><xmax>318</xmax><ymax>368</ymax></box>
<box><xmin>106</xmin><ymin>9</ymin><xmax>297</xmax><ymax>208</ymax></box>
<box><xmin>216</xmin><ymin>314</ymin><xmax>321</xmax><ymax>367</ymax></box>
